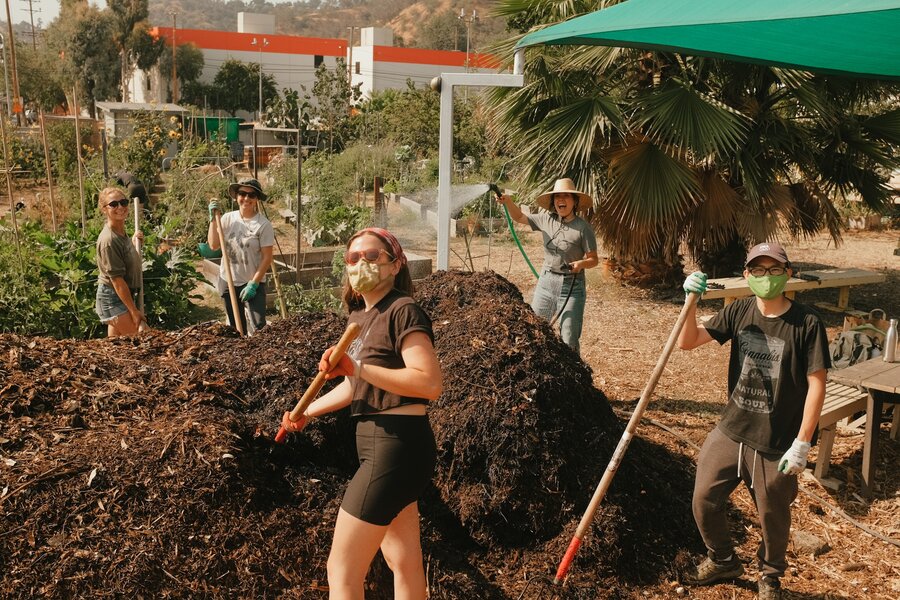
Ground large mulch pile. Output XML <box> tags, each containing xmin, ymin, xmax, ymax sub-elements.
<box><xmin>1</xmin><ymin>271</ymin><xmax>702</xmax><ymax>599</ymax></box>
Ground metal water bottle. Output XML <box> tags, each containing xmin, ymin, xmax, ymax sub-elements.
<box><xmin>884</xmin><ymin>318</ymin><xmax>898</xmax><ymax>363</ymax></box>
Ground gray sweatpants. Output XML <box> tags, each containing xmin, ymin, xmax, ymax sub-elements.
<box><xmin>693</xmin><ymin>427</ymin><xmax>798</xmax><ymax>579</ymax></box>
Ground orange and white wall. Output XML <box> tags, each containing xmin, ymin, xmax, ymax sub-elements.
<box><xmin>131</xmin><ymin>18</ymin><xmax>500</xmax><ymax>115</ymax></box>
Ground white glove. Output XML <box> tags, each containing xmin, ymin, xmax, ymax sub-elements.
<box><xmin>683</xmin><ymin>271</ymin><xmax>708</xmax><ymax>295</ymax></box>
<box><xmin>778</xmin><ymin>439</ymin><xmax>811</xmax><ymax>475</ymax></box>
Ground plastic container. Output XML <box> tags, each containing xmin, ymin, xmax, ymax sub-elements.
<box><xmin>884</xmin><ymin>318</ymin><xmax>898</xmax><ymax>362</ymax></box>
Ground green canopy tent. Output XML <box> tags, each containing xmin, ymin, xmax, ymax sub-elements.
<box><xmin>516</xmin><ymin>0</ymin><xmax>900</xmax><ymax>80</ymax></box>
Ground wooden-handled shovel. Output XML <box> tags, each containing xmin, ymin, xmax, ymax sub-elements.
<box><xmin>274</xmin><ymin>322</ymin><xmax>361</xmax><ymax>443</ymax></box>
<box><xmin>553</xmin><ymin>292</ymin><xmax>700</xmax><ymax>585</ymax></box>
<box><xmin>213</xmin><ymin>208</ymin><xmax>245</xmax><ymax>337</ymax></box>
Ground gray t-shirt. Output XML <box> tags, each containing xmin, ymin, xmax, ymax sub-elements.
<box><xmin>96</xmin><ymin>224</ymin><xmax>142</xmax><ymax>290</ymax></box>
<box><xmin>526</xmin><ymin>211</ymin><xmax>597</xmax><ymax>272</ymax></box>
<box><xmin>216</xmin><ymin>211</ymin><xmax>275</xmax><ymax>293</ymax></box>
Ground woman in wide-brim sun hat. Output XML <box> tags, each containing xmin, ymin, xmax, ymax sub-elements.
<box><xmin>205</xmin><ymin>177</ymin><xmax>274</xmax><ymax>335</ymax></box>
<box><xmin>496</xmin><ymin>177</ymin><xmax>599</xmax><ymax>354</ymax></box>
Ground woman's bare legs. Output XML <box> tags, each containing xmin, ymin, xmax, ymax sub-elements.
<box><xmin>328</xmin><ymin>508</ymin><xmax>387</xmax><ymax>600</ymax></box>
<box><xmin>327</xmin><ymin>503</ymin><xmax>426</xmax><ymax>600</ymax></box>
<box><xmin>380</xmin><ymin>502</ymin><xmax>426</xmax><ymax>600</ymax></box>
<box><xmin>107</xmin><ymin>313</ymin><xmax>138</xmax><ymax>337</ymax></box>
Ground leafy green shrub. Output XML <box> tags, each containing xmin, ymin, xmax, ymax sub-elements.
<box><xmin>109</xmin><ymin>111</ymin><xmax>182</xmax><ymax>186</ymax></box>
<box><xmin>279</xmin><ymin>278</ymin><xmax>342</xmax><ymax>315</ymax></box>
<box><xmin>0</xmin><ymin>217</ymin><xmax>204</xmax><ymax>339</ymax></box>
<box><xmin>302</xmin><ymin>152</ymin><xmax>371</xmax><ymax>246</ymax></box>
<box><xmin>6</xmin><ymin>133</ymin><xmax>45</xmax><ymax>184</ymax></box>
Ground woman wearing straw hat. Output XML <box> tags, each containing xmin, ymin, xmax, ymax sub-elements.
<box><xmin>497</xmin><ymin>177</ymin><xmax>598</xmax><ymax>353</ymax></box>
<box><xmin>206</xmin><ymin>177</ymin><xmax>275</xmax><ymax>335</ymax></box>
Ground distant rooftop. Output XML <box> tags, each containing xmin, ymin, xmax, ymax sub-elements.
<box><xmin>95</xmin><ymin>102</ymin><xmax>188</xmax><ymax>112</ymax></box>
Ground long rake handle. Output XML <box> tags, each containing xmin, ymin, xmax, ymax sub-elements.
<box><xmin>274</xmin><ymin>322</ymin><xmax>361</xmax><ymax>443</ymax></box>
<box><xmin>554</xmin><ymin>292</ymin><xmax>700</xmax><ymax>585</ymax></box>
<box><xmin>214</xmin><ymin>211</ymin><xmax>245</xmax><ymax>337</ymax></box>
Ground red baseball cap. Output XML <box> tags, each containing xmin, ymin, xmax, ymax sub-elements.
<box><xmin>745</xmin><ymin>242</ymin><xmax>789</xmax><ymax>266</ymax></box>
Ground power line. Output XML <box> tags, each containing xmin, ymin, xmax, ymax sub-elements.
<box><xmin>20</xmin><ymin>0</ymin><xmax>40</xmax><ymax>49</ymax></box>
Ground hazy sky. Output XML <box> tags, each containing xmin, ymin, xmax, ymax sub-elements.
<box><xmin>7</xmin><ymin>0</ymin><xmax>68</xmax><ymax>28</ymax></box>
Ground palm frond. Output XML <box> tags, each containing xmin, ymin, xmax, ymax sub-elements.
<box><xmin>633</xmin><ymin>79</ymin><xmax>749</xmax><ymax>160</ymax></box>
<box><xmin>861</xmin><ymin>108</ymin><xmax>900</xmax><ymax>147</ymax></box>
<box><xmin>593</xmin><ymin>140</ymin><xmax>699</xmax><ymax>260</ymax></box>
<box><xmin>684</xmin><ymin>170</ymin><xmax>744</xmax><ymax>255</ymax></box>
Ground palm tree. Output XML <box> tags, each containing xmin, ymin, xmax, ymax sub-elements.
<box><xmin>489</xmin><ymin>1</ymin><xmax>900</xmax><ymax>281</ymax></box>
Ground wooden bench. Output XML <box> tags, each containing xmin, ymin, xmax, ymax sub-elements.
<box><xmin>702</xmin><ymin>268</ymin><xmax>886</xmax><ymax>308</ymax></box>
<box><xmin>278</xmin><ymin>208</ymin><xmax>297</xmax><ymax>224</ymax></box>
<box><xmin>813</xmin><ymin>381</ymin><xmax>868</xmax><ymax>479</ymax></box>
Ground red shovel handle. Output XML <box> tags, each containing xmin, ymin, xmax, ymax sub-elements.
<box><xmin>275</xmin><ymin>322</ymin><xmax>361</xmax><ymax>443</ymax></box>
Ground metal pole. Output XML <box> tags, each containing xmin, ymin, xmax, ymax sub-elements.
<box><xmin>0</xmin><ymin>33</ymin><xmax>10</xmax><ymax>118</ymax></box>
<box><xmin>258</xmin><ymin>47</ymin><xmax>262</xmax><ymax>119</ymax></box>
<box><xmin>170</xmin><ymin>12</ymin><xmax>177</xmax><ymax>103</ymax></box>
<box><xmin>252</xmin><ymin>126</ymin><xmax>258</xmax><ymax>180</ymax></box>
<box><xmin>38</xmin><ymin>109</ymin><xmax>57</xmax><ymax>232</ymax></box>
<box><xmin>3</xmin><ymin>0</ymin><xmax>21</xmax><ymax>125</ymax></box>
<box><xmin>437</xmin><ymin>79</ymin><xmax>453</xmax><ymax>270</ymax></box>
<box><xmin>295</xmin><ymin>108</ymin><xmax>302</xmax><ymax>277</ymax></box>
<box><xmin>72</xmin><ymin>84</ymin><xmax>87</xmax><ymax>237</ymax></box>
<box><xmin>0</xmin><ymin>108</ymin><xmax>22</xmax><ymax>271</ymax></box>
<box><xmin>101</xmin><ymin>128</ymin><xmax>109</xmax><ymax>179</ymax></box>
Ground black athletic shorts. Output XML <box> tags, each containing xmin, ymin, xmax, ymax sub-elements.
<box><xmin>341</xmin><ymin>414</ymin><xmax>436</xmax><ymax>526</ymax></box>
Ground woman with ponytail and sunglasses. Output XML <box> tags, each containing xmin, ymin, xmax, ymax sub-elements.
<box><xmin>94</xmin><ymin>187</ymin><xmax>146</xmax><ymax>336</ymax></box>
<box><xmin>280</xmin><ymin>227</ymin><xmax>441</xmax><ymax>600</ymax></box>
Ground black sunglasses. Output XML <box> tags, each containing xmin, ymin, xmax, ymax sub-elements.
<box><xmin>748</xmin><ymin>266</ymin><xmax>786</xmax><ymax>277</ymax></box>
<box><xmin>106</xmin><ymin>199</ymin><xmax>129</xmax><ymax>209</ymax></box>
<box><xmin>345</xmin><ymin>248</ymin><xmax>395</xmax><ymax>265</ymax></box>
<box><xmin>236</xmin><ymin>190</ymin><xmax>258</xmax><ymax>199</ymax></box>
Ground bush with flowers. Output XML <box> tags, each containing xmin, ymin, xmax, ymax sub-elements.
<box><xmin>109</xmin><ymin>111</ymin><xmax>182</xmax><ymax>186</ymax></box>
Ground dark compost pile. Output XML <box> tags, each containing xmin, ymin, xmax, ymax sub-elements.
<box><xmin>0</xmin><ymin>270</ymin><xmax>700</xmax><ymax>599</ymax></box>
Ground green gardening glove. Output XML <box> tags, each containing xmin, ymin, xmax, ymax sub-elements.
<box><xmin>239</xmin><ymin>281</ymin><xmax>259</xmax><ymax>301</ymax></box>
<box><xmin>683</xmin><ymin>271</ymin><xmax>708</xmax><ymax>295</ymax></box>
<box><xmin>197</xmin><ymin>242</ymin><xmax>222</xmax><ymax>259</ymax></box>
<box><xmin>208</xmin><ymin>200</ymin><xmax>221</xmax><ymax>221</ymax></box>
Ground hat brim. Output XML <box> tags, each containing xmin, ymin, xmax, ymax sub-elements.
<box><xmin>228</xmin><ymin>183</ymin><xmax>267</xmax><ymax>202</ymax></box>
<box><xmin>536</xmin><ymin>191</ymin><xmax>592</xmax><ymax>212</ymax></box>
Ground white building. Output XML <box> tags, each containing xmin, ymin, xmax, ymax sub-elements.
<box><xmin>128</xmin><ymin>16</ymin><xmax>500</xmax><ymax>115</ymax></box>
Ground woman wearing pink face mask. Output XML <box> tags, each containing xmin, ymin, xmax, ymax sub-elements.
<box><xmin>281</xmin><ymin>227</ymin><xmax>441</xmax><ymax>600</ymax></box>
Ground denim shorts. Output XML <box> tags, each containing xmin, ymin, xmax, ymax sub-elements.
<box><xmin>95</xmin><ymin>284</ymin><xmax>130</xmax><ymax>324</ymax></box>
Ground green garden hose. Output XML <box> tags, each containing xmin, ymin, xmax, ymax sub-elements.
<box><xmin>490</xmin><ymin>184</ymin><xmax>539</xmax><ymax>280</ymax></box>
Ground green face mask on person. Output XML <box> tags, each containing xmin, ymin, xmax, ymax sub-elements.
<box><xmin>747</xmin><ymin>273</ymin><xmax>789</xmax><ymax>299</ymax></box>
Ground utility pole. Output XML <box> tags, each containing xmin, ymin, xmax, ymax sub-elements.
<box><xmin>23</xmin><ymin>0</ymin><xmax>39</xmax><ymax>49</ymax></box>
<box><xmin>4</xmin><ymin>0</ymin><xmax>21</xmax><ymax>124</ymax></box>
<box><xmin>251</xmin><ymin>37</ymin><xmax>268</xmax><ymax>122</ymax></box>
<box><xmin>346</xmin><ymin>26</ymin><xmax>356</xmax><ymax>86</ymax></box>
<box><xmin>458</xmin><ymin>8</ymin><xmax>478</xmax><ymax>73</ymax></box>
<box><xmin>169</xmin><ymin>12</ymin><xmax>177</xmax><ymax>103</ymax></box>
<box><xmin>0</xmin><ymin>33</ymin><xmax>10</xmax><ymax>118</ymax></box>
<box><xmin>458</xmin><ymin>8</ymin><xmax>478</xmax><ymax>102</ymax></box>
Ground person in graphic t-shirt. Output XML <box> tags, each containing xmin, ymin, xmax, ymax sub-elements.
<box><xmin>676</xmin><ymin>242</ymin><xmax>830</xmax><ymax>600</ymax></box>
<box><xmin>205</xmin><ymin>178</ymin><xmax>274</xmax><ymax>335</ymax></box>
<box><xmin>279</xmin><ymin>227</ymin><xmax>441</xmax><ymax>599</ymax></box>
<box><xmin>495</xmin><ymin>177</ymin><xmax>598</xmax><ymax>353</ymax></box>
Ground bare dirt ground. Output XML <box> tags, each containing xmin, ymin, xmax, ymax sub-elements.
<box><xmin>370</xmin><ymin>201</ymin><xmax>900</xmax><ymax>600</ymax></box>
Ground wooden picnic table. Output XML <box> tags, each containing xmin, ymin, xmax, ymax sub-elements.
<box><xmin>702</xmin><ymin>268</ymin><xmax>886</xmax><ymax>308</ymax></box>
<box><xmin>828</xmin><ymin>358</ymin><xmax>900</xmax><ymax>496</ymax></box>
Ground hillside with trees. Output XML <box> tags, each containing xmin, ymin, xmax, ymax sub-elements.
<box><xmin>147</xmin><ymin>0</ymin><xmax>508</xmax><ymax>48</ymax></box>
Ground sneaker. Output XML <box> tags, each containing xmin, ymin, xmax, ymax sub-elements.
<box><xmin>758</xmin><ymin>577</ymin><xmax>783</xmax><ymax>600</ymax></box>
<box><xmin>685</xmin><ymin>556</ymin><xmax>745</xmax><ymax>585</ymax></box>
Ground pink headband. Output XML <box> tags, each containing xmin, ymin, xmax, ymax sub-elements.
<box><xmin>352</xmin><ymin>227</ymin><xmax>407</xmax><ymax>266</ymax></box>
